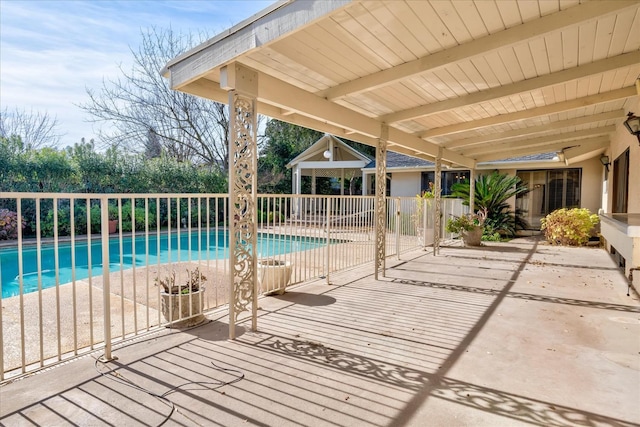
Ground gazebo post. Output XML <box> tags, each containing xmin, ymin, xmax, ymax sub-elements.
<box><xmin>375</xmin><ymin>124</ymin><xmax>388</xmax><ymax>279</ymax></box>
<box><xmin>362</xmin><ymin>171</ymin><xmax>367</xmax><ymax>195</ymax></box>
<box><xmin>221</xmin><ymin>63</ymin><xmax>258</xmax><ymax>340</ymax></box>
<box><xmin>295</xmin><ymin>164</ymin><xmax>302</xmax><ymax>218</ymax></box>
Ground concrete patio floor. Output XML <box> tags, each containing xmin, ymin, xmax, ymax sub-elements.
<box><xmin>1</xmin><ymin>237</ymin><xmax>639</xmax><ymax>426</ymax></box>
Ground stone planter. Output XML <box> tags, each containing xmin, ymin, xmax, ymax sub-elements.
<box><xmin>257</xmin><ymin>259</ymin><xmax>292</xmax><ymax>295</ymax></box>
<box><xmin>461</xmin><ymin>226</ymin><xmax>483</xmax><ymax>247</ymax></box>
<box><xmin>160</xmin><ymin>288</ymin><xmax>205</xmax><ymax>328</ymax></box>
<box><xmin>416</xmin><ymin>227</ymin><xmax>435</xmax><ymax>246</ymax></box>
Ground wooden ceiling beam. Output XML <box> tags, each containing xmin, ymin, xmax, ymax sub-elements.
<box><xmin>257</xmin><ymin>72</ymin><xmax>475</xmax><ymax>167</ymax></box>
<box><xmin>184</xmin><ymin>78</ymin><xmax>380</xmax><ymax>144</ymax></box>
<box><xmin>462</xmin><ymin>126</ymin><xmax>615</xmax><ymax>157</ymax></box>
<box><xmin>418</xmin><ymin>86</ymin><xmax>636</xmax><ymax>139</ymax></box>
<box><xmin>474</xmin><ymin>136</ymin><xmax>609</xmax><ymax>163</ymax></box>
<box><xmin>382</xmin><ymin>52</ymin><xmax>640</xmax><ymax>124</ymax></box>
<box><xmin>319</xmin><ymin>1</ymin><xmax>637</xmax><ymax>101</ymax></box>
<box><xmin>563</xmin><ymin>140</ymin><xmax>609</xmax><ymax>164</ymax></box>
<box><xmin>185</xmin><ymin>75</ymin><xmax>476</xmax><ymax>167</ymax></box>
<box><xmin>443</xmin><ymin>110</ymin><xmax>625</xmax><ymax>150</ymax></box>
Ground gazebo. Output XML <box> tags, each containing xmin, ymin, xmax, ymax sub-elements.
<box><xmin>286</xmin><ymin>133</ymin><xmax>372</xmax><ymax>198</ymax></box>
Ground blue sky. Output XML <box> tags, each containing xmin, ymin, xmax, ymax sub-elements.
<box><xmin>0</xmin><ymin>0</ymin><xmax>273</xmax><ymax>147</ymax></box>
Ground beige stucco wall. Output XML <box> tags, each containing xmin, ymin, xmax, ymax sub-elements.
<box><xmin>390</xmin><ymin>171</ymin><xmax>422</xmax><ymax>197</ymax></box>
<box><xmin>603</xmin><ymin>97</ymin><xmax>640</xmax><ymax>214</ymax></box>
<box><xmin>492</xmin><ymin>159</ymin><xmax>602</xmax><ymax>216</ymax></box>
<box><xmin>579</xmin><ymin>158</ymin><xmax>605</xmax><ymax>214</ymax></box>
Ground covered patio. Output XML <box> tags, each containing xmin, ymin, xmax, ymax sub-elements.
<box><xmin>2</xmin><ymin>238</ymin><xmax>638</xmax><ymax>426</ymax></box>
<box><xmin>2</xmin><ymin>1</ymin><xmax>639</xmax><ymax>425</ymax></box>
<box><xmin>161</xmin><ymin>0</ymin><xmax>640</xmax><ymax>335</ymax></box>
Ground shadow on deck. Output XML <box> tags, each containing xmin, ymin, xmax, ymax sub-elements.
<box><xmin>1</xmin><ymin>238</ymin><xmax>639</xmax><ymax>426</ymax></box>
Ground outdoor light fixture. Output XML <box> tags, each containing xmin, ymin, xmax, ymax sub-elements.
<box><xmin>323</xmin><ymin>149</ymin><xmax>332</xmax><ymax>159</ymax></box>
<box><xmin>623</xmin><ymin>112</ymin><xmax>640</xmax><ymax>145</ymax></box>
<box><xmin>600</xmin><ymin>154</ymin><xmax>610</xmax><ymax>172</ymax></box>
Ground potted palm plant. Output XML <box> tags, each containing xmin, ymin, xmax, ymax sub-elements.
<box><xmin>155</xmin><ymin>268</ymin><xmax>206</xmax><ymax>327</ymax></box>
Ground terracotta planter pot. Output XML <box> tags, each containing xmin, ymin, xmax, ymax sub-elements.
<box><xmin>160</xmin><ymin>288</ymin><xmax>205</xmax><ymax>328</ymax></box>
<box><xmin>108</xmin><ymin>220</ymin><xmax>118</xmax><ymax>234</ymax></box>
<box><xmin>461</xmin><ymin>226</ymin><xmax>483</xmax><ymax>247</ymax></box>
<box><xmin>257</xmin><ymin>259</ymin><xmax>292</xmax><ymax>295</ymax></box>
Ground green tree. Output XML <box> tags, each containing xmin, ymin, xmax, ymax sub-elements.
<box><xmin>258</xmin><ymin>120</ymin><xmax>323</xmax><ymax>194</ymax></box>
<box><xmin>451</xmin><ymin>172</ymin><xmax>529</xmax><ymax>237</ymax></box>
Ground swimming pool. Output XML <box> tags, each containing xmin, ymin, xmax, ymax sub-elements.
<box><xmin>0</xmin><ymin>230</ymin><xmax>328</xmax><ymax>298</ymax></box>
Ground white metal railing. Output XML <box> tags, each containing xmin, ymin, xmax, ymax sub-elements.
<box><xmin>0</xmin><ymin>192</ymin><xmax>464</xmax><ymax>380</ymax></box>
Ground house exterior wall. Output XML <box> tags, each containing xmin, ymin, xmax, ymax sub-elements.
<box><xmin>579</xmin><ymin>158</ymin><xmax>603</xmax><ymax>215</ymax></box>
<box><xmin>604</xmin><ymin>98</ymin><xmax>640</xmax><ymax>214</ymax></box>
<box><xmin>389</xmin><ymin>162</ymin><xmax>603</xmax><ymax>215</ymax></box>
<box><xmin>390</xmin><ymin>171</ymin><xmax>421</xmax><ymax>197</ymax></box>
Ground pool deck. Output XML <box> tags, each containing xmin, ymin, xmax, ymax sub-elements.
<box><xmin>1</xmin><ymin>237</ymin><xmax>639</xmax><ymax>426</ymax></box>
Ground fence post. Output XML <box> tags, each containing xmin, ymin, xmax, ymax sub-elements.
<box><xmin>422</xmin><ymin>198</ymin><xmax>428</xmax><ymax>250</ymax></box>
<box><xmin>325</xmin><ymin>197</ymin><xmax>331</xmax><ymax>284</ymax></box>
<box><xmin>99</xmin><ymin>197</ymin><xmax>115</xmax><ymax>362</ymax></box>
<box><xmin>395</xmin><ymin>198</ymin><xmax>401</xmax><ymax>260</ymax></box>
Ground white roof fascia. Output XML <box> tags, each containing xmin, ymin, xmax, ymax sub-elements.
<box><xmin>286</xmin><ymin>134</ymin><xmax>370</xmax><ymax>168</ymax></box>
<box><xmin>164</xmin><ymin>0</ymin><xmax>352</xmax><ymax>88</ymax></box>
<box><xmin>299</xmin><ymin>160</ymin><xmax>368</xmax><ymax>169</ymax></box>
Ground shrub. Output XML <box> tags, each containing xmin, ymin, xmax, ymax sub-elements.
<box><xmin>118</xmin><ymin>202</ymin><xmax>156</xmax><ymax>232</ymax></box>
<box><xmin>268</xmin><ymin>211</ymin><xmax>284</xmax><ymax>224</ymax></box>
<box><xmin>0</xmin><ymin>209</ymin><xmax>25</xmax><ymax>240</ymax></box>
<box><xmin>540</xmin><ymin>208</ymin><xmax>599</xmax><ymax>246</ymax></box>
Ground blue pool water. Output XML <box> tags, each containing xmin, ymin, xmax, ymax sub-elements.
<box><xmin>0</xmin><ymin>231</ymin><xmax>326</xmax><ymax>298</ymax></box>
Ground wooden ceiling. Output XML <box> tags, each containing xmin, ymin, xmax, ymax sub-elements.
<box><xmin>165</xmin><ymin>0</ymin><xmax>640</xmax><ymax>168</ymax></box>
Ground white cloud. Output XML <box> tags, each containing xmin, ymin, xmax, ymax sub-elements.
<box><xmin>0</xmin><ymin>0</ymin><xmax>273</xmax><ymax>147</ymax></box>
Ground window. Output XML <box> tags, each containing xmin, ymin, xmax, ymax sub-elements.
<box><xmin>612</xmin><ymin>149</ymin><xmax>629</xmax><ymax>213</ymax></box>
<box><xmin>421</xmin><ymin>170</ymin><xmax>470</xmax><ymax>196</ymax></box>
<box><xmin>516</xmin><ymin>168</ymin><xmax>582</xmax><ymax>229</ymax></box>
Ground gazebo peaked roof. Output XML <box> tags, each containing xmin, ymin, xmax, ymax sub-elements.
<box><xmin>286</xmin><ymin>133</ymin><xmax>371</xmax><ymax>175</ymax></box>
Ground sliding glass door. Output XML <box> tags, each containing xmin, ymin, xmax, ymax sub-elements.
<box><xmin>516</xmin><ymin>169</ymin><xmax>581</xmax><ymax>229</ymax></box>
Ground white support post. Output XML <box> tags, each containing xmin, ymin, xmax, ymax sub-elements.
<box><xmin>221</xmin><ymin>63</ymin><xmax>259</xmax><ymax>339</ymax></box>
<box><xmin>325</xmin><ymin>197</ymin><xmax>331</xmax><ymax>285</ymax></box>
<box><xmin>362</xmin><ymin>171</ymin><xmax>367</xmax><ymax>195</ymax></box>
<box><xmin>434</xmin><ymin>148</ymin><xmax>442</xmax><ymax>256</ymax></box>
<box><xmin>295</xmin><ymin>164</ymin><xmax>302</xmax><ymax>218</ymax></box>
<box><xmin>395</xmin><ymin>198</ymin><xmax>401</xmax><ymax>260</ymax></box>
<box><xmin>375</xmin><ymin>124</ymin><xmax>388</xmax><ymax>279</ymax></box>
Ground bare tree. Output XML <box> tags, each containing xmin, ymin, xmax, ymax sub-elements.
<box><xmin>79</xmin><ymin>27</ymin><xmax>235</xmax><ymax>171</ymax></box>
<box><xmin>0</xmin><ymin>107</ymin><xmax>62</xmax><ymax>149</ymax></box>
